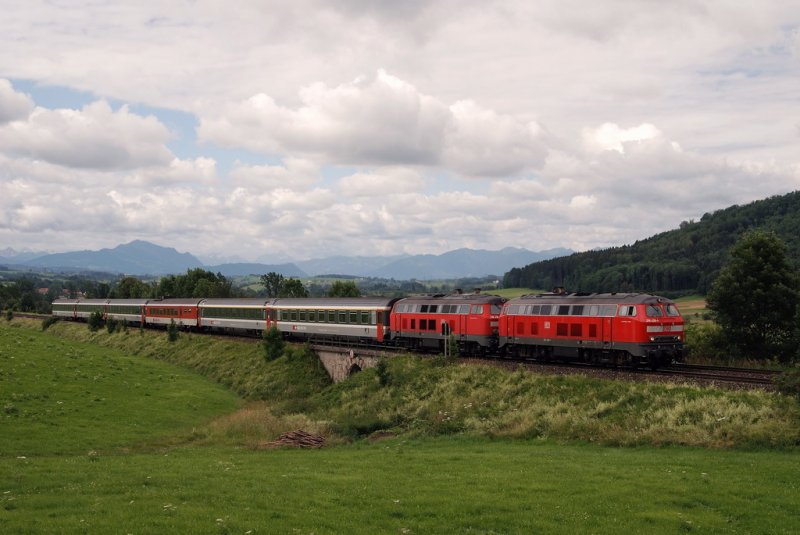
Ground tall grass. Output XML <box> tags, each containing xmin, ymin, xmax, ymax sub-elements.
<box><xmin>19</xmin><ymin>318</ymin><xmax>800</xmax><ymax>449</ymax></box>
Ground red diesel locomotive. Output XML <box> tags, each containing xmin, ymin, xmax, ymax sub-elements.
<box><xmin>391</xmin><ymin>293</ymin><xmax>505</xmax><ymax>354</ymax></box>
<box><xmin>499</xmin><ymin>291</ymin><xmax>684</xmax><ymax>367</ymax></box>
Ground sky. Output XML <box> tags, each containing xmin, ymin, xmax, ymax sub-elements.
<box><xmin>1</xmin><ymin>1</ymin><xmax>799</xmax><ymax>264</ymax></box>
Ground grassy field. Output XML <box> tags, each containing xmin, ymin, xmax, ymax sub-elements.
<box><xmin>3</xmin><ymin>439</ymin><xmax>799</xmax><ymax>533</ymax></box>
<box><xmin>2</xmin><ymin>318</ymin><xmax>799</xmax><ymax>533</ymax></box>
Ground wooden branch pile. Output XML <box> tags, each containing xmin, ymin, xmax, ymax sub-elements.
<box><xmin>260</xmin><ymin>430</ymin><xmax>325</xmax><ymax>449</ymax></box>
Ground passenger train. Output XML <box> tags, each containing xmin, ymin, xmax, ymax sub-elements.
<box><xmin>52</xmin><ymin>289</ymin><xmax>684</xmax><ymax>368</ymax></box>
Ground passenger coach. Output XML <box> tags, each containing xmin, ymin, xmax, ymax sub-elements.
<box><xmin>199</xmin><ymin>298</ymin><xmax>272</xmax><ymax>333</ymax></box>
<box><xmin>267</xmin><ymin>297</ymin><xmax>400</xmax><ymax>344</ymax></box>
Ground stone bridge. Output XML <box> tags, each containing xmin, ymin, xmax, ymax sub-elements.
<box><xmin>310</xmin><ymin>345</ymin><xmax>392</xmax><ymax>383</ymax></box>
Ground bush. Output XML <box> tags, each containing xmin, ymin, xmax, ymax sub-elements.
<box><xmin>262</xmin><ymin>325</ymin><xmax>285</xmax><ymax>361</ymax></box>
<box><xmin>167</xmin><ymin>319</ymin><xmax>179</xmax><ymax>342</ymax></box>
<box><xmin>106</xmin><ymin>316</ymin><xmax>119</xmax><ymax>334</ymax></box>
<box><xmin>774</xmin><ymin>369</ymin><xmax>800</xmax><ymax>400</ymax></box>
<box><xmin>684</xmin><ymin>322</ymin><xmax>728</xmax><ymax>362</ymax></box>
<box><xmin>375</xmin><ymin>358</ymin><xmax>391</xmax><ymax>387</ymax></box>
<box><xmin>88</xmin><ymin>311</ymin><xmax>104</xmax><ymax>332</ymax></box>
<box><xmin>41</xmin><ymin>316</ymin><xmax>59</xmax><ymax>331</ymax></box>
<box><xmin>5</xmin><ymin>309</ymin><xmax>12</xmax><ymax>322</ymax></box>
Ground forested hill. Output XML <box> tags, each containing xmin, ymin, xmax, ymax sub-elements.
<box><xmin>503</xmin><ymin>191</ymin><xmax>800</xmax><ymax>296</ymax></box>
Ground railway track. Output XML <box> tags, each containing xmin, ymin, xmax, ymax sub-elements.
<box><xmin>657</xmin><ymin>363</ymin><xmax>781</xmax><ymax>387</ymax></box>
<box><xmin>12</xmin><ymin>314</ymin><xmax>782</xmax><ymax>389</ymax></box>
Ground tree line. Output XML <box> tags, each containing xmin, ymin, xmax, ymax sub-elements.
<box><xmin>504</xmin><ymin>191</ymin><xmax>800</xmax><ymax>296</ymax></box>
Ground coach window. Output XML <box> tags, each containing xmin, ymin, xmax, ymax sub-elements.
<box><xmin>299</xmin><ymin>310</ymin><xmax>307</xmax><ymax>322</ymax></box>
<box><xmin>327</xmin><ymin>310</ymin><xmax>335</xmax><ymax>322</ymax></box>
<box><xmin>350</xmin><ymin>311</ymin><xmax>358</xmax><ymax>324</ymax></box>
<box><xmin>361</xmin><ymin>311</ymin><xmax>370</xmax><ymax>324</ymax></box>
<box><xmin>338</xmin><ymin>311</ymin><xmax>346</xmax><ymax>323</ymax></box>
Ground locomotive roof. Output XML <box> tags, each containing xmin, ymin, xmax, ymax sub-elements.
<box><xmin>397</xmin><ymin>293</ymin><xmax>505</xmax><ymax>305</ymax></box>
<box><xmin>508</xmin><ymin>293</ymin><xmax>674</xmax><ymax>305</ymax></box>
<box><xmin>271</xmin><ymin>297</ymin><xmax>400</xmax><ymax>309</ymax></box>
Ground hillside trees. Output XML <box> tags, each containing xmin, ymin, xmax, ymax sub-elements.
<box><xmin>260</xmin><ymin>271</ymin><xmax>308</xmax><ymax>298</ymax></box>
<box><xmin>113</xmin><ymin>276</ymin><xmax>152</xmax><ymax>298</ymax></box>
<box><xmin>328</xmin><ymin>280</ymin><xmax>360</xmax><ymax>297</ymax></box>
<box><xmin>504</xmin><ymin>191</ymin><xmax>800</xmax><ymax>295</ymax></box>
<box><xmin>706</xmin><ymin>230</ymin><xmax>799</xmax><ymax>361</ymax></box>
<box><xmin>156</xmin><ymin>268</ymin><xmax>233</xmax><ymax>298</ymax></box>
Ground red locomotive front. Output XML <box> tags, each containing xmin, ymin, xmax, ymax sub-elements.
<box><xmin>500</xmin><ymin>292</ymin><xmax>684</xmax><ymax>368</ymax></box>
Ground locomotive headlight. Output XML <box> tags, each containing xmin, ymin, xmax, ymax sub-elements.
<box><xmin>650</xmin><ymin>336</ymin><xmax>656</xmax><ymax>342</ymax></box>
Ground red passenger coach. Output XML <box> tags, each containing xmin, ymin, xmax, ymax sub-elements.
<box><xmin>499</xmin><ymin>292</ymin><xmax>684</xmax><ymax>368</ymax></box>
<box><xmin>144</xmin><ymin>298</ymin><xmax>202</xmax><ymax>329</ymax></box>
<box><xmin>391</xmin><ymin>293</ymin><xmax>506</xmax><ymax>354</ymax></box>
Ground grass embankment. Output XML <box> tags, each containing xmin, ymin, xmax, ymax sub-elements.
<box><xmin>35</xmin><ymin>318</ymin><xmax>800</xmax><ymax>448</ymax></box>
<box><xmin>2</xmin><ymin>318</ymin><xmax>800</xmax><ymax>533</ymax></box>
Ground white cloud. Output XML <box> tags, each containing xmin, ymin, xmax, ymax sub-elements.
<box><xmin>338</xmin><ymin>168</ymin><xmax>425</xmax><ymax>198</ymax></box>
<box><xmin>199</xmin><ymin>70</ymin><xmax>450</xmax><ymax>166</ymax></box>
<box><xmin>0</xmin><ymin>100</ymin><xmax>174</xmax><ymax>170</ymax></box>
<box><xmin>582</xmin><ymin>123</ymin><xmax>663</xmax><ymax>154</ymax></box>
<box><xmin>228</xmin><ymin>158</ymin><xmax>319</xmax><ymax>190</ymax></box>
<box><xmin>0</xmin><ymin>79</ymin><xmax>33</xmax><ymax>124</ymax></box>
<box><xmin>0</xmin><ymin>3</ymin><xmax>799</xmax><ymax>260</ymax></box>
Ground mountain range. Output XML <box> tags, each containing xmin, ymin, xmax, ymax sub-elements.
<box><xmin>1</xmin><ymin>240</ymin><xmax>572</xmax><ymax>280</ymax></box>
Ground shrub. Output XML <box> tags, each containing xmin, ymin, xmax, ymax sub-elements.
<box><xmin>375</xmin><ymin>358</ymin><xmax>391</xmax><ymax>387</ymax></box>
<box><xmin>5</xmin><ymin>309</ymin><xmax>12</xmax><ymax>322</ymax></box>
<box><xmin>262</xmin><ymin>325</ymin><xmax>285</xmax><ymax>362</ymax></box>
<box><xmin>88</xmin><ymin>311</ymin><xmax>104</xmax><ymax>332</ymax></box>
<box><xmin>106</xmin><ymin>316</ymin><xmax>119</xmax><ymax>334</ymax></box>
<box><xmin>167</xmin><ymin>319</ymin><xmax>179</xmax><ymax>342</ymax></box>
<box><xmin>774</xmin><ymin>369</ymin><xmax>800</xmax><ymax>400</ymax></box>
<box><xmin>684</xmin><ymin>322</ymin><xmax>728</xmax><ymax>362</ymax></box>
<box><xmin>41</xmin><ymin>316</ymin><xmax>59</xmax><ymax>331</ymax></box>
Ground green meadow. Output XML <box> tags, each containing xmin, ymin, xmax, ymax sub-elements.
<box><xmin>1</xmin><ymin>318</ymin><xmax>799</xmax><ymax>533</ymax></box>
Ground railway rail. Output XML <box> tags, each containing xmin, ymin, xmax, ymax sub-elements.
<box><xmin>10</xmin><ymin>313</ymin><xmax>782</xmax><ymax>389</ymax></box>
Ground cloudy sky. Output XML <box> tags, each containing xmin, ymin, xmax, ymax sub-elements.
<box><xmin>1</xmin><ymin>1</ymin><xmax>799</xmax><ymax>263</ymax></box>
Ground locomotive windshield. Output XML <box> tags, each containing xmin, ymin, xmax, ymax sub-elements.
<box><xmin>646</xmin><ymin>305</ymin><xmax>663</xmax><ymax>317</ymax></box>
<box><xmin>665</xmin><ymin>304</ymin><xmax>681</xmax><ymax>317</ymax></box>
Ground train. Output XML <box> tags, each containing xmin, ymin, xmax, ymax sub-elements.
<box><xmin>52</xmin><ymin>289</ymin><xmax>684</xmax><ymax>368</ymax></box>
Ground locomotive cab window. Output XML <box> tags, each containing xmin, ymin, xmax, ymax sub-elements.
<box><xmin>646</xmin><ymin>305</ymin><xmax>663</xmax><ymax>317</ymax></box>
